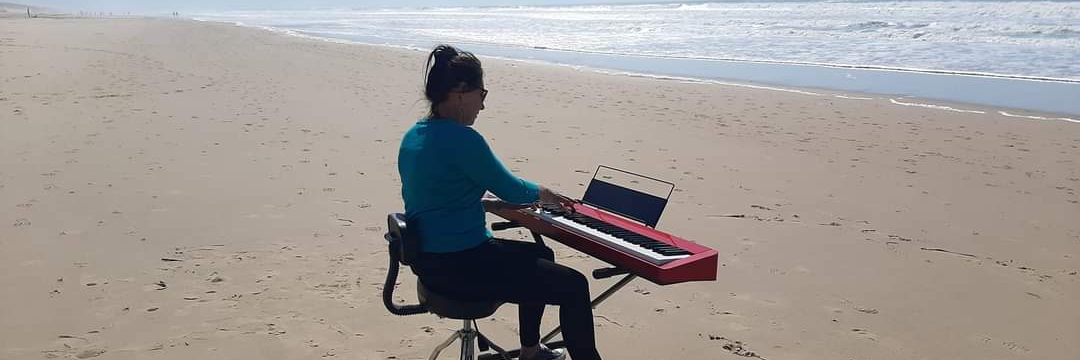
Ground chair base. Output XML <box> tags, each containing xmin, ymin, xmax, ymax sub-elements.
<box><xmin>429</xmin><ymin>319</ymin><xmax>510</xmax><ymax>360</ymax></box>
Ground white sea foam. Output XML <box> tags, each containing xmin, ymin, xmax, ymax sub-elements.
<box><xmin>834</xmin><ymin>95</ymin><xmax>876</xmax><ymax>100</ymax></box>
<box><xmin>888</xmin><ymin>99</ymin><xmax>986</xmax><ymax>114</ymax></box>
<box><xmin>582</xmin><ymin>67</ymin><xmax>825</xmax><ymax>96</ymax></box>
<box><xmin>998</xmin><ymin>111</ymin><xmax>1080</xmax><ymax>123</ymax></box>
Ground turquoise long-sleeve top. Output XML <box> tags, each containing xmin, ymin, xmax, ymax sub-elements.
<box><xmin>397</xmin><ymin>119</ymin><xmax>541</xmax><ymax>253</ymax></box>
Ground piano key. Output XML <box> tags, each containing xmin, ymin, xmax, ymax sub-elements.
<box><xmin>659</xmin><ymin>248</ymin><xmax>688</xmax><ymax>255</ymax></box>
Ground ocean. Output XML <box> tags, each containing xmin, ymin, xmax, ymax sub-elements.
<box><xmin>193</xmin><ymin>1</ymin><xmax>1080</xmax><ymax>117</ymax></box>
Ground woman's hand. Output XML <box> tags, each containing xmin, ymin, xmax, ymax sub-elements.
<box><xmin>537</xmin><ymin>186</ymin><xmax>576</xmax><ymax>212</ymax></box>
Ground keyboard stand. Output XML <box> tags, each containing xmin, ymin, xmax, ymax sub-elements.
<box><xmin>476</xmin><ymin>229</ymin><xmax>637</xmax><ymax>360</ymax></box>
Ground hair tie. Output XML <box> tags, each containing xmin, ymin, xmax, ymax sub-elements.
<box><xmin>432</xmin><ymin>46</ymin><xmax>458</xmax><ymax>68</ymax></box>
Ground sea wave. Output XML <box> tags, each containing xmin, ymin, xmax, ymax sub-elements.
<box><xmin>193</xmin><ymin>1</ymin><xmax>1080</xmax><ymax>80</ymax></box>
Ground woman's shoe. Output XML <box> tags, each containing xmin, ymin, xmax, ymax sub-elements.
<box><xmin>520</xmin><ymin>344</ymin><xmax>566</xmax><ymax>360</ymax></box>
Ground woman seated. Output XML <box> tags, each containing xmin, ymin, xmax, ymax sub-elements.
<box><xmin>397</xmin><ymin>44</ymin><xmax>604</xmax><ymax>360</ymax></box>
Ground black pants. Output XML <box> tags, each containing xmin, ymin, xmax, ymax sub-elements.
<box><xmin>414</xmin><ymin>238</ymin><xmax>602</xmax><ymax>360</ymax></box>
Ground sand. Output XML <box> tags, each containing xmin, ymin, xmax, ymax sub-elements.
<box><xmin>1</xmin><ymin>17</ymin><xmax>1077</xmax><ymax>360</ymax></box>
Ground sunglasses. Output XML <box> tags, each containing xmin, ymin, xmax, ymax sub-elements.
<box><xmin>456</xmin><ymin>87</ymin><xmax>488</xmax><ymax>100</ymax></box>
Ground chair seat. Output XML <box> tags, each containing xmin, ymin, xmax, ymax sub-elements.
<box><xmin>417</xmin><ymin>281</ymin><xmax>504</xmax><ymax>320</ymax></box>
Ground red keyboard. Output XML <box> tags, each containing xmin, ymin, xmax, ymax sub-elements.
<box><xmin>491</xmin><ymin>203</ymin><xmax>718</xmax><ymax>285</ymax></box>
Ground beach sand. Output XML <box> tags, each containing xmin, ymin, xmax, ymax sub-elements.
<box><xmin>1</xmin><ymin>18</ymin><xmax>1077</xmax><ymax>360</ymax></box>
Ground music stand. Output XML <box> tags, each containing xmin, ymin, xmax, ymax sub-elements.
<box><xmin>581</xmin><ymin>165</ymin><xmax>675</xmax><ymax>229</ymax></box>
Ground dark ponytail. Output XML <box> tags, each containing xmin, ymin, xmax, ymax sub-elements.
<box><xmin>423</xmin><ymin>44</ymin><xmax>483</xmax><ymax>118</ymax></box>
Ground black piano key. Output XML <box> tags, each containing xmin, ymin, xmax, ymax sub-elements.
<box><xmin>640</xmin><ymin>243</ymin><xmax>665</xmax><ymax>250</ymax></box>
<box><xmin>654</xmin><ymin>248</ymin><xmax>680</xmax><ymax>256</ymax></box>
<box><xmin>638</xmin><ymin>240</ymin><xmax>665</xmax><ymax>248</ymax></box>
<box><xmin>653</xmin><ymin>246</ymin><xmax>679</xmax><ymax>253</ymax></box>
<box><xmin>634</xmin><ymin>237</ymin><xmax>662</xmax><ymax>245</ymax></box>
<box><xmin>638</xmin><ymin>240</ymin><xmax>665</xmax><ymax>247</ymax></box>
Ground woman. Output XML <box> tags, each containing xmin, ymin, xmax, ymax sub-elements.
<box><xmin>397</xmin><ymin>44</ymin><xmax>604</xmax><ymax>360</ymax></box>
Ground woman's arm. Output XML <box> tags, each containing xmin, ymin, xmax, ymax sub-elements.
<box><xmin>454</xmin><ymin>129</ymin><xmax>541</xmax><ymax>204</ymax></box>
<box><xmin>481</xmin><ymin>196</ymin><xmax>530</xmax><ymax>212</ymax></box>
<box><xmin>481</xmin><ymin>187</ymin><xmax>574</xmax><ymax>209</ymax></box>
<box><xmin>456</xmin><ymin>128</ymin><xmax>577</xmax><ymax>211</ymax></box>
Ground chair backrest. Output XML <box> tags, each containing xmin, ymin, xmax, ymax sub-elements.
<box><xmin>386</xmin><ymin>213</ymin><xmax>421</xmax><ymax>266</ymax></box>
<box><xmin>383</xmin><ymin>212</ymin><xmax>427</xmax><ymax>316</ymax></box>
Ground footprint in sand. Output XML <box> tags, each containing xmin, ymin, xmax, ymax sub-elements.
<box><xmin>974</xmin><ymin>335</ymin><xmax>1032</xmax><ymax>355</ymax></box>
<box><xmin>74</xmin><ymin>347</ymin><xmax>106</xmax><ymax>358</ymax></box>
<box><xmin>854</xmin><ymin>307</ymin><xmax>879</xmax><ymax>315</ymax></box>
<box><xmin>1000</xmin><ymin>340</ymin><xmax>1032</xmax><ymax>354</ymax></box>
<box><xmin>704</xmin><ymin>335</ymin><xmax>765</xmax><ymax>359</ymax></box>
<box><xmin>850</xmin><ymin>328</ymin><xmax>878</xmax><ymax>341</ymax></box>
<box><xmin>266</xmin><ymin>323</ymin><xmax>287</xmax><ymax>336</ymax></box>
<box><xmin>40</xmin><ymin>346</ymin><xmax>99</xmax><ymax>359</ymax></box>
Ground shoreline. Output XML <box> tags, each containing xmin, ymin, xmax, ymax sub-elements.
<box><xmin>195</xmin><ymin>17</ymin><xmax>1080</xmax><ymax>119</ymax></box>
